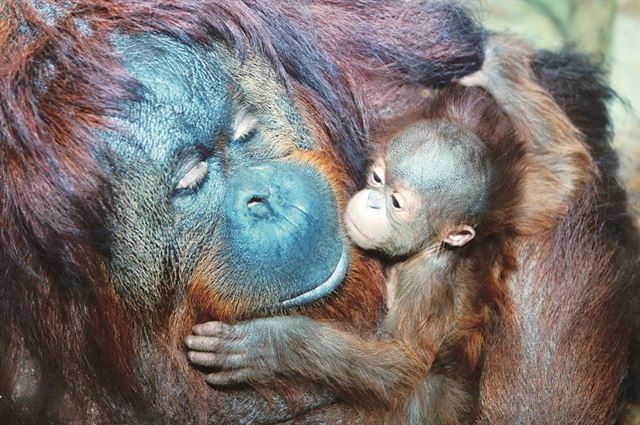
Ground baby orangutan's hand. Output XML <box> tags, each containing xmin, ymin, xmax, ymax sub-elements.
<box><xmin>457</xmin><ymin>33</ymin><xmax>536</xmax><ymax>91</ymax></box>
<box><xmin>184</xmin><ymin>319</ymin><xmax>289</xmax><ymax>386</ymax></box>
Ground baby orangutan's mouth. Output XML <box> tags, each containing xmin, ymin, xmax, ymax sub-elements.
<box><xmin>344</xmin><ymin>215</ymin><xmax>376</xmax><ymax>251</ymax></box>
<box><xmin>277</xmin><ymin>243</ymin><xmax>349</xmax><ymax>309</ymax></box>
<box><xmin>345</xmin><ymin>215</ymin><xmax>365</xmax><ymax>240</ymax></box>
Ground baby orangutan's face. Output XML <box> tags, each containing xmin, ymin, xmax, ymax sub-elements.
<box><xmin>345</xmin><ymin>121</ymin><xmax>484</xmax><ymax>258</ymax></box>
<box><xmin>344</xmin><ymin>159</ymin><xmax>424</xmax><ymax>257</ymax></box>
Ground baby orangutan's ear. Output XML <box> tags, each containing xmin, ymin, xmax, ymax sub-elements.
<box><xmin>444</xmin><ymin>225</ymin><xmax>476</xmax><ymax>247</ymax></box>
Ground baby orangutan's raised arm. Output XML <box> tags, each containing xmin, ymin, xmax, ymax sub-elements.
<box><xmin>458</xmin><ymin>33</ymin><xmax>593</xmax><ymax>229</ymax></box>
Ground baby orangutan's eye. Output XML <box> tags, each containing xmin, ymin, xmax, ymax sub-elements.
<box><xmin>391</xmin><ymin>193</ymin><xmax>403</xmax><ymax>210</ymax></box>
<box><xmin>369</xmin><ymin>170</ymin><xmax>384</xmax><ymax>187</ymax></box>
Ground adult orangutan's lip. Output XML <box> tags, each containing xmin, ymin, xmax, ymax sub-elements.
<box><xmin>277</xmin><ymin>243</ymin><xmax>349</xmax><ymax>309</ymax></box>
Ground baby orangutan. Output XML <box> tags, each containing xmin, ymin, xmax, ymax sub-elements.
<box><xmin>185</xmin><ymin>35</ymin><xmax>591</xmax><ymax>425</ymax></box>
<box><xmin>186</xmin><ymin>119</ymin><xmax>505</xmax><ymax>424</ymax></box>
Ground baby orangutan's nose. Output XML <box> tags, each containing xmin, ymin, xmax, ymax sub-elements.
<box><xmin>366</xmin><ymin>190</ymin><xmax>384</xmax><ymax>210</ymax></box>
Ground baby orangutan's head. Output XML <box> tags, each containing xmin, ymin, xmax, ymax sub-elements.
<box><xmin>345</xmin><ymin>120</ymin><xmax>494</xmax><ymax>257</ymax></box>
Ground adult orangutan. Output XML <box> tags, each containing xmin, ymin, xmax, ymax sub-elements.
<box><xmin>0</xmin><ymin>1</ymin><xmax>637</xmax><ymax>425</ymax></box>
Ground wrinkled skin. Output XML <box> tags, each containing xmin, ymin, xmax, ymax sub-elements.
<box><xmin>106</xmin><ymin>34</ymin><xmax>349</xmax><ymax>316</ymax></box>
<box><xmin>186</xmin><ymin>320</ymin><xmax>294</xmax><ymax>386</ymax></box>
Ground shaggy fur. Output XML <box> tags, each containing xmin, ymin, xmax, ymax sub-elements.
<box><xmin>0</xmin><ymin>1</ymin><xmax>637</xmax><ymax>424</ymax></box>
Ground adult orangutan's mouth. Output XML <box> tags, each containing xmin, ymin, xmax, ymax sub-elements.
<box><xmin>277</xmin><ymin>243</ymin><xmax>349</xmax><ymax>309</ymax></box>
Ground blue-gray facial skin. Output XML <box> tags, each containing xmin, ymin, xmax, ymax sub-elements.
<box><xmin>101</xmin><ymin>34</ymin><xmax>347</xmax><ymax>315</ymax></box>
